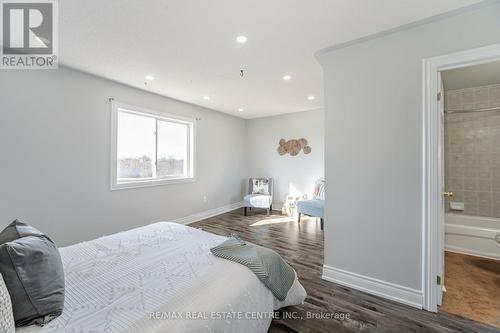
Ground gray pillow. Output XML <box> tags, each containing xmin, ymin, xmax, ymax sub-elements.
<box><xmin>0</xmin><ymin>220</ymin><xmax>44</xmax><ymax>244</ymax></box>
<box><xmin>0</xmin><ymin>221</ymin><xmax>64</xmax><ymax>326</ymax></box>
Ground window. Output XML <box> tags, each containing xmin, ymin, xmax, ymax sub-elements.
<box><xmin>111</xmin><ymin>101</ymin><xmax>195</xmax><ymax>190</ymax></box>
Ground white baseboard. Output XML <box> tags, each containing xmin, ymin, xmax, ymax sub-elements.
<box><xmin>173</xmin><ymin>201</ymin><xmax>244</xmax><ymax>225</ymax></box>
<box><xmin>445</xmin><ymin>245</ymin><xmax>500</xmax><ymax>261</ymax></box>
<box><xmin>322</xmin><ymin>265</ymin><xmax>423</xmax><ymax>309</ymax></box>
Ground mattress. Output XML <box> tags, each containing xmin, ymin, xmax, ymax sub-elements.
<box><xmin>16</xmin><ymin>222</ymin><xmax>306</xmax><ymax>333</ymax></box>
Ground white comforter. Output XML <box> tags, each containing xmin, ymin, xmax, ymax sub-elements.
<box><xmin>17</xmin><ymin>222</ymin><xmax>306</xmax><ymax>333</ymax></box>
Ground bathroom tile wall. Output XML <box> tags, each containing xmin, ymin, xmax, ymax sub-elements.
<box><xmin>445</xmin><ymin>83</ymin><xmax>500</xmax><ymax>217</ymax></box>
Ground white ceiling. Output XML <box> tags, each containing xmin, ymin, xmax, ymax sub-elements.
<box><xmin>60</xmin><ymin>0</ymin><xmax>482</xmax><ymax>119</ymax></box>
<box><xmin>442</xmin><ymin>60</ymin><xmax>500</xmax><ymax>91</ymax></box>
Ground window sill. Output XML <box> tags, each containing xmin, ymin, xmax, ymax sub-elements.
<box><xmin>110</xmin><ymin>177</ymin><xmax>195</xmax><ymax>191</ymax></box>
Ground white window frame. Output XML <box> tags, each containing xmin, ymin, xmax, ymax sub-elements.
<box><xmin>110</xmin><ymin>101</ymin><xmax>196</xmax><ymax>190</ymax></box>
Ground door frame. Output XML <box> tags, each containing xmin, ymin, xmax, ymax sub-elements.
<box><xmin>422</xmin><ymin>42</ymin><xmax>500</xmax><ymax>312</ymax></box>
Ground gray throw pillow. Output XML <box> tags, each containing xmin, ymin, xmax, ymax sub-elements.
<box><xmin>0</xmin><ymin>221</ymin><xmax>64</xmax><ymax>326</ymax></box>
<box><xmin>0</xmin><ymin>220</ymin><xmax>44</xmax><ymax>244</ymax></box>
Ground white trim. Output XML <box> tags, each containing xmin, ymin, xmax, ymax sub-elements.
<box><xmin>446</xmin><ymin>213</ymin><xmax>500</xmax><ymax>228</ymax></box>
<box><xmin>112</xmin><ymin>177</ymin><xmax>196</xmax><ymax>190</ymax></box>
<box><xmin>322</xmin><ymin>266</ymin><xmax>423</xmax><ymax>309</ymax></box>
<box><xmin>110</xmin><ymin>100</ymin><xmax>197</xmax><ymax>190</ymax></box>
<box><xmin>445</xmin><ymin>246</ymin><xmax>500</xmax><ymax>261</ymax></box>
<box><xmin>113</xmin><ymin>100</ymin><xmax>196</xmax><ymax>123</ymax></box>
<box><xmin>315</xmin><ymin>1</ymin><xmax>497</xmax><ymax>58</ymax></box>
<box><xmin>422</xmin><ymin>43</ymin><xmax>500</xmax><ymax>312</ymax></box>
<box><xmin>173</xmin><ymin>201</ymin><xmax>244</xmax><ymax>225</ymax></box>
<box><xmin>446</xmin><ymin>224</ymin><xmax>499</xmax><ymax>240</ymax></box>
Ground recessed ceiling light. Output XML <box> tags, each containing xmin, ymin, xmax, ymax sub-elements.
<box><xmin>203</xmin><ymin>95</ymin><xmax>210</xmax><ymax>100</ymax></box>
<box><xmin>283</xmin><ymin>75</ymin><xmax>292</xmax><ymax>81</ymax></box>
<box><xmin>238</xmin><ymin>108</ymin><xmax>244</xmax><ymax>112</ymax></box>
<box><xmin>145</xmin><ymin>75</ymin><xmax>155</xmax><ymax>81</ymax></box>
<box><xmin>307</xmin><ymin>95</ymin><xmax>315</xmax><ymax>100</ymax></box>
<box><xmin>236</xmin><ymin>35</ymin><xmax>248</xmax><ymax>44</ymax></box>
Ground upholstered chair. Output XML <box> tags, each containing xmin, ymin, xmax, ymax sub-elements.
<box><xmin>297</xmin><ymin>177</ymin><xmax>325</xmax><ymax>229</ymax></box>
<box><xmin>243</xmin><ymin>178</ymin><xmax>273</xmax><ymax>216</ymax></box>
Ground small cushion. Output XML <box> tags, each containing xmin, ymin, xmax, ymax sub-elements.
<box><xmin>251</xmin><ymin>178</ymin><xmax>270</xmax><ymax>195</ymax></box>
<box><xmin>0</xmin><ymin>274</ymin><xmax>15</xmax><ymax>333</ymax></box>
<box><xmin>313</xmin><ymin>178</ymin><xmax>326</xmax><ymax>200</ymax></box>
<box><xmin>0</xmin><ymin>221</ymin><xmax>64</xmax><ymax>326</ymax></box>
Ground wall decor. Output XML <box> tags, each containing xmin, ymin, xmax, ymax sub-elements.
<box><xmin>277</xmin><ymin>138</ymin><xmax>311</xmax><ymax>156</ymax></box>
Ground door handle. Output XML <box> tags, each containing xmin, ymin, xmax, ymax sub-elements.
<box><xmin>442</xmin><ymin>192</ymin><xmax>454</xmax><ymax>197</ymax></box>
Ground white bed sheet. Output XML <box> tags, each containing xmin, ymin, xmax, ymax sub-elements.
<box><xmin>16</xmin><ymin>222</ymin><xmax>306</xmax><ymax>333</ymax></box>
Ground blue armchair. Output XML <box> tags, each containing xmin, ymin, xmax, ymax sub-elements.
<box><xmin>243</xmin><ymin>178</ymin><xmax>273</xmax><ymax>216</ymax></box>
<box><xmin>297</xmin><ymin>177</ymin><xmax>325</xmax><ymax>230</ymax></box>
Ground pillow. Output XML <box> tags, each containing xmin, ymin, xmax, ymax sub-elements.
<box><xmin>0</xmin><ymin>221</ymin><xmax>64</xmax><ymax>326</ymax></box>
<box><xmin>313</xmin><ymin>178</ymin><xmax>325</xmax><ymax>200</ymax></box>
<box><xmin>252</xmin><ymin>178</ymin><xmax>270</xmax><ymax>195</ymax></box>
<box><xmin>0</xmin><ymin>274</ymin><xmax>15</xmax><ymax>333</ymax></box>
<box><xmin>0</xmin><ymin>220</ymin><xmax>44</xmax><ymax>244</ymax></box>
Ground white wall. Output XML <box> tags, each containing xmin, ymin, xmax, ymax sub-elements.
<box><xmin>316</xmin><ymin>2</ymin><xmax>500</xmax><ymax>294</ymax></box>
<box><xmin>0</xmin><ymin>67</ymin><xmax>247</xmax><ymax>246</ymax></box>
<box><xmin>246</xmin><ymin>110</ymin><xmax>324</xmax><ymax>208</ymax></box>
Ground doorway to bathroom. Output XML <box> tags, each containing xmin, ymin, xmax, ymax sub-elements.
<box><xmin>422</xmin><ymin>43</ymin><xmax>500</xmax><ymax>326</ymax></box>
<box><xmin>439</xmin><ymin>61</ymin><xmax>500</xmax><ymax>327</ymax></box>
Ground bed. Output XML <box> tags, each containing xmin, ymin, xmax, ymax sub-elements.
<box><xmin>16</xmin><ymin>222</ymin><xmax>306</xmax><ymax>333</ymax></box>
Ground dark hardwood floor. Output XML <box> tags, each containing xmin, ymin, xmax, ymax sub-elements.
<box><xmin>191</xmin><ymin>209</ymin><xmax>499</xmax><ymax>333</ymax></box>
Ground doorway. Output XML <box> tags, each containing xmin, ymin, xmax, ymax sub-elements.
<box><xmin>438</xmin><ymin>62</ymin><xmax>500</xmax><ymax>327</ymax></box>
<box><xmin>422</xmin><ymin>43</ymin><xmax>500</xmax><ymax>321</ymax></box>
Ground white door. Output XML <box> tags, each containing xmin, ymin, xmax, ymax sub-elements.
<box><xmin>437</xmin><ymin>72</ymin><xmax>445</xmax><ymax>306</ymax></box>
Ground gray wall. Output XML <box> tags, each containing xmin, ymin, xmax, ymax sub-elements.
<box><xmin>316</xmin><ymin>3</ymin><xmax>500</xmax><ymax>290</ymax></box>
<box><xmin>0</xmin><ymin>67</ymin><xmax>247</xmax><ymax>246</ymax></box>
<box><xmin>246</xmin><ymin>110</ymin><xmax>324</xmax><ymax>207</ymax></box>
